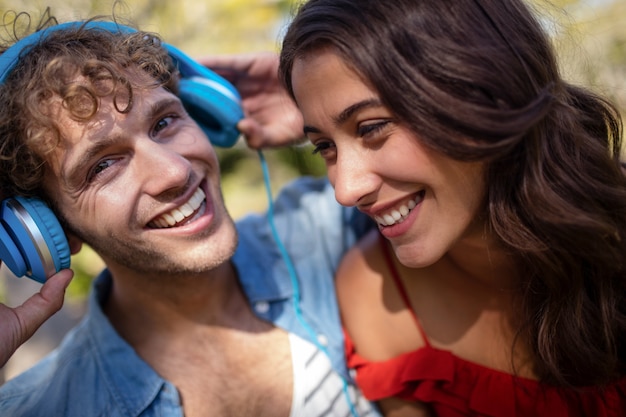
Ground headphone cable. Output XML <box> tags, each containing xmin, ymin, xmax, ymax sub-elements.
<box><xmin>257</xmin><ymin>149</ymin><xmax>359</xmax><ymax>417</ymax></box>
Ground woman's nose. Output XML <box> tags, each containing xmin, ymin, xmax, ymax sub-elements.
<box><xmin>331</xmin><ymin>152</ymin><xmax>380</xmax><ymax>208</ymax></box>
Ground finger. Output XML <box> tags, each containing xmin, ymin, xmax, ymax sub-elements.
<box><xmin>196</xmin><ymin>54</ymin><xmax>251</xmax><ymax>81</ymax></box>
<box><xmin>39</xmin><ymin>269</ymin><xmax>74</xmax><ymax>306</ymax></box>
<box><xmin>237</xmin><ymin>119</ymin><xmax>264</xmax><ymax>149</ymax></box>
<box><xmin>196</xmin><ymin>54</ymin><xmax>239</xmax><ymax>68</ymax></box>
<box><xmin>14</xmin><ymin>269</ymin><xmax>74</xmax><ymax>338</ymax></box>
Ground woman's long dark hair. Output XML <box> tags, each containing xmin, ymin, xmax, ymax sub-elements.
<box><xmin>280</xmin><ymin>0</ymin><xmax>626</xmax><ymax>387</ymax></box>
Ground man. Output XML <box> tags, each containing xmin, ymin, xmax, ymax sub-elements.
<box><xmin>0</xmin><ymin>17</ymin><xmax>377</xmax><ymax>417</ymax></box>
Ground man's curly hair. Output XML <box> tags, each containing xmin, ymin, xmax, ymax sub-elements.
<box><xmin>0</xmin><ymin>13</ymin><xmax>179</xmax><ymax>200</ymax></box>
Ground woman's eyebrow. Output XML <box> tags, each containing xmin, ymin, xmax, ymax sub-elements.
<box><xmin>302</xmin><ymin>98</ymin><xmax>384</xmax><ymax>135</ymax></box>
<box><xmin>333</xmin><ymin>98</ymin><xmax>383</xmax><ymax>125</ymax></box>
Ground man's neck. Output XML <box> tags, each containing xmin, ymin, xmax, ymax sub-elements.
<box><xmin>99</xmin><ymin>260</ymin><xmax>294</xmax><ymax>417</ymax></box>
<box><xmin>103</xmin><ymin>260</ymin><xmax>251</xmax><ymax>338</ymax></box>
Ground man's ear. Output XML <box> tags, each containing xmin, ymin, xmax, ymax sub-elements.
<box><xmin>66</xmin><ymin>233</ymin><xmax>83</xmax><ymax>255</ymax></box>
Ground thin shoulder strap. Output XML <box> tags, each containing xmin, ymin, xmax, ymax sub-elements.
<box><xmin>378</xmin><ymin>234</ymin><xmax>431</xmax><ymax>347</ymax></box>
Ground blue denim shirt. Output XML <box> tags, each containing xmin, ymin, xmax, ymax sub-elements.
<box><xmin>233</xmin><ymin>176</ymin><xmax>373</xmax><ymax>381</ymax></box>
<box><xmin>0</xmin><ymin>177</ymin><xmax>375</xmax><ymax>417</ymax></box>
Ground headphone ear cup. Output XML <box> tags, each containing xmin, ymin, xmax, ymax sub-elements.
<box><xmin>178</xmin><ymin>77</ymin><xmax>243</xmax><ymax>148</ymax></box>
<box><xmin>0</xmin><ymin>215</ymin><xmax>28</xmax><ymax>280</ymax></box>
<box><xmin>163</xmin><ymin>43</ymin><xmax>244</xmax><ymax>148</ymax></box>
<box><xmin>0</xmin><ymin>197</ymin><xmax>70</xmax><ymax>283</ymax></box>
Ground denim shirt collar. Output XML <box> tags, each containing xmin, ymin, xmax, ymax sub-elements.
<box><xmin>232</xmin><ymin>219</ymin><xmax>293</xmax><ymax>303</ymax></box>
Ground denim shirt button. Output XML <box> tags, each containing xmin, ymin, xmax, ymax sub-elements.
<box><xmin>254</xmin><ymin>301</ymin><xmax>270</xmax><ymax>314</ymax></box>
<box><xmin>317</xmin><ymin>334</ymin><xmax>329</xmax><ymax>346</ymax></box>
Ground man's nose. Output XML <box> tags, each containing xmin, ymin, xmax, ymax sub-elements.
<box><xmin>136</xmin><ymin>139</ymin><xmax>192</xmax><ymax>196</ymax></box>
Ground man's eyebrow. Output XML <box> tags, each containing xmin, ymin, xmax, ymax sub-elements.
<box><xmin>146</xmin><ymin>96</ymin><xmax>183</xmax><ymax>119</ymax></box>
<box><xmin>63</xmin><ymin>96</ymin><xmax>184</xmax><ymax>186</ymax></box>
<box><xmin>63</xmin><ymin>135</ymin><xmax>120</xmax><ymax>187</ymax></box>
<box><xmin>302</xmin><ymin>98</ymin><xmax>383</xmax><ymax>135</ymax></box>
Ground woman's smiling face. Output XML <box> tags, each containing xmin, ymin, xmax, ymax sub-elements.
<box><xmin>291</xmin><ymin>48</ymin><xmax>488</xmax><ymax>267</ymax></box>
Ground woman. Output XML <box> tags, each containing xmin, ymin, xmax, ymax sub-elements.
<box><xmin>275</xmin><ymin>0</ymin><xmax>626</xmax><ymax>415</ymax></box>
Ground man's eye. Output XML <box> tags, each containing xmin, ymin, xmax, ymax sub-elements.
<box><xmin>152</xmin><ymin>116</ymin><xmax>176</xmax><ymax>136</ymax></box>
<box><xmin>88</xmin><ymin>158</ymin><xmax>116</xmax><ymax>182</ymax></box>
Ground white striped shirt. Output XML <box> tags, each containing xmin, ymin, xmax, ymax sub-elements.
<box><xmin>289</xmin><ymin>333</ymin><xmax>381</xmax><ymax>417</ymax></box>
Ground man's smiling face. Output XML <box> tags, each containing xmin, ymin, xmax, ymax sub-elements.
<box><xmin>42</xmin><ymin>68</ymin><xmax>238</xmax><ymax>276</ymax></box>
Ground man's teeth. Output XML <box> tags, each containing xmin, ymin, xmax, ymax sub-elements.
<box><xmin>150</xmin><ymin>188</ymin><xmax>206</xmax><ymax>228</ymax></box>
<box><xmin>374</xmin><ymin>196</ymin><xmax>420</xmax><ymax>227</ymax></box>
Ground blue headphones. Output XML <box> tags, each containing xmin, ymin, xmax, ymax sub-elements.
<box><xmin>0</xmin><ymin>21</ymin><xmax>243</xmax><ymax>283</ymax></box>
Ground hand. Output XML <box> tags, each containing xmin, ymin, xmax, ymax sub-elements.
<box><xmin>198</xmin><ymin>52</ymin><xmax>304</xmax><ymax>149</ymax></box>
<box><xmin>0</xmin><ymin>269</ymin><xmax>73</xmax><ymax>367</ymax></box>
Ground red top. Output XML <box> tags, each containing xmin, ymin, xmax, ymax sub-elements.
<box><xmin>344</xmin><ymin>238</ymin><xmax>626</xmax><ymax>417</ymax></box>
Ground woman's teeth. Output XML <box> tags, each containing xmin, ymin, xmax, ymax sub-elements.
<box><xmin>374</xmin><ymin>194</ymin><xmax>422</xmax><ymax>227</ymax></box>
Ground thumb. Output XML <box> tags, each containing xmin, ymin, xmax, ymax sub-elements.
<box><xmin>15</xmin><ymin>269</ymin><xmax>74</xmax><ymax>338</ymax></box>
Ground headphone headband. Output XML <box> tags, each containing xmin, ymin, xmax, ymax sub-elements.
<box><xmin>0</xmin><ymin>20</ymin><xmax>243</xmax><ymax>147</ymax></box>
<box><xmin>0</xmin><ymin>21</ymin><xmax>130</xmax><ymax>83</ymax></box>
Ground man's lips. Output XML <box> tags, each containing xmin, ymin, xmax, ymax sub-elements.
<box><xmin>148</xmin><ymin>187</ymin><xmax>206</xmax><ymax>229</ymax></box>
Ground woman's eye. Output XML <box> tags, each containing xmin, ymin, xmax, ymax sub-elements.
<box><xmin>311</xmin><ymin>140</ymin><xmax>335</xmax><ymax>157</ymax></box>
<box><xmin>358</xmin><ymin>120</ymin><xmax>390</xmax><ymax>137</ymax></box>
